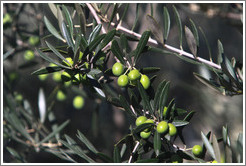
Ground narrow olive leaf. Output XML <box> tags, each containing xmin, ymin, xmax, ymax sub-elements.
<box><xmin>159</xmin><ymin>81</ymin><xmax>170</xmax><ymax>116</ymax></box>
<box><xmin>150</xmin><ymin>4</ymin><xmax>153</xmax><ymax>16</ymax></box>
<box><xmin>99</xmin><ymin>29</ymin><xmax>116</xmax><ymax>50</ymax></box>
<box><xmin>96</xmin><ymin>152</ymin><xmax>113</xmax><ymax>163</ymax></box>
<box><xmin>189</xmin><ymin>19</ymin><xmax>199</xmax><ymax>47</ymax></box>
<box><xmin>146</xmin><ymin>15</ymin><xmax>164</xmax><ymax>44</ymax></box>
<box><xmin>172</xmin><ymin>120</ymin><xmax>189</xmax><ymax>127</ymax></box>
<box><xmin>201</xmin><ymin>131</ymin><xmax>216</xmax><ymax>159</ymax></box>
<box><xmin>108</xmin><ymin>3</ymin><xmax>118</xmax><ymax>29</ymax></box>
<box><xmin>199</xmin><ymin>27</ymin><xmax>212</xmax><ymax>62</ymax></box>
<box><xmin>154</xmin><ymin>130</ymin><xmax>161</xmax><ymax>156</ymax></box>
<box><xmin>3</xmin><ymin>48</ymin><xmax>15</xmax><ymax>60</ymax></box>
<box><xmin>59</xmin><ymin>139</ymin><xmax>95</xmax><ymax>163</ymax></box>
<box><xmin>212</xmin><ymin>134</ymin><xmax>221</xmax><ymax>162</ymax></box>
<box><xmin>174</xmin><ymin>108</ymin><xmax>187</xmax><ymax>116</ymax></box>
<box><xmin>113</xmin><ymin>145</ymin><xmax>121</xmax><ymax>163</ymax></box>
<box><xmin>163</xmin><ymin>6</ymin><xmax>170</xmax><ymax>42</ymax></box>
<box><xmin>73</xmin><ymin>34</ymin><xmax>82</xmax><ymax>63</ymax></box>
<box><xmin>222</xmin><ymin>125</ymin><xmax>229</xmax><ymax>145</ymax></box>
<box><xmin>132</xmin><ymin>3</ymin><xmax>140</xmax><ymax>31</ymax></box>
<box><xmin>193</xmin><ymin>72</ymin><xmax>225</xmax><ymax>95</ymax></box>
<box><xmin>32</xmin><ymin>66</ymin><xmax>62</xmax><ymax>75</ymax></box>
<box><xmin>183</xmin><ymin>111</ymin><xmax>195</xmax><ymax>122</ymax></box>
<box><xmin>119</xmin><ymin>95</ymin><xmax>136</xmax><ymax>117</ymax></box>
<box><xmin>237</xmin><ymin>133</ymin><xmax>243</xmax><ymax>163</ymax></box>
<box><xmin>6</xmin><ymin>147</ymin><xmax>25</xmax><ymax>162</ymax></box>
<box><xmin>62</xmin><ymin>5</ymin><xmax>73</xmax><ymax>40</ymax></box>
<box><xmin>61</xmin><ymin>21</ymin><xmax>74</xmax><ymax>51</ymax></box>
<box><xmin>119</xmin><ymin>3</ymin><xmax>129</xmax><ymax>23</ymax></box>
<box><xmin>80</xmin><ymin>34</ymin><xmax>88</xmax><ymax>52</ymax></box>
<box><xmin>134</xmin><ymin>123</ymin><xmax>153</xmax><ymax>134</ymax></box>
<box><xmin>111</xmin><ymin>40</ymin><xmax>125</xmax><ymax>65</ymax></box>
<box><xmin>88</xmin><ymin>34</ymin><xmax>106</xmax><ymax>52</ymax></box>
<box><xmin>172</xmin><ymin>52</ymin><xmax>202</xmax><ymax>65</ymax></box>
<box><xmin>165</xmin><ymin>98</ymin><xmax>175</xmax><ymax>120</ymax></box>
<box><xmin>75</xmin><ymin>3</ymin><xmax>86</xmax><ymax>35</ymax></box>
<box><xmin>88</xmin><ymin>24</ymin><xmax>102</xmax><ymax>44</ymax></box>
<box><xmin>57</xmin><ymin>5</ymin><xmax>64</xmax><ymax>36</ymax></box>
<box><xmin>36</xmin><ymin>49</ymin><xmax>70</xmax><ymax>69</ymax></box>
<box><xmin>44</xmin><ymin>16</ymin><xmax>64</xmax><ymax>42</ymax></box>
<box><xmin>77</xmin><ymin>130</ymin><xmax>98</xmax><ymax>154</ymax></box>
<box><xmin>48</xmin><ymin>3</ymin><xmax>58</xmax><ymax>18</ymax></box>
<box><xmin>137</xmin><ymin>81</ymin><xmax>153</xmax><ymax>114</ymax></box>
<box><xmin>135</xmin><ymin>158</ymin><xmax>159</xmax><ymax>163</ymax></box>
<box><xmin>172</xmin><ymin>5</ymin><xmax>183</xmax><ymax>49</ymax></box>
<box><xmin>45</xmin><ymin>41</ymin><xmax>71</xmax><ymax>65</ymax></box>
<box><xmin>221</xmin><ymin>54</ymin><xmax>241</xmax><ymax>89</ymax></box>
<box><xmin>120</xmin><ymin>33</ymin><xmax>130</xmax><ymax>57</ymax></box>
<box><xmin>140</xmin><ymin>67</ymin><xmax>160</xmax><ymax>74</ymax></box>
<box><xmin>217</xmin><ymin>40</ymin><xmax>223</xmax><ymax>64</ymax></box>
<box><xmin>134</xmin><ymin>30</ymin><xmax>151</xmax><ymax>65</ymax></box>
<box><xmin>153</xmin><ymin>80</ymin><xmax>167</xmax><ymax>112</ymax></box>
<box><xmin>39</xmin><ymin>120</ymin><xmax>70</xmax><ymax>144</ymax></box>
<box><xmin>185</xmin><ymin>26</ymin><xmax>197</xmax><ymax>58</ymax></box>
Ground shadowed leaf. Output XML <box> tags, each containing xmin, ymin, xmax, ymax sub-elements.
<box><xmin>185</xmin><ymin>26</ymin><xmax>197</xmax><ymax>58</ymax></box>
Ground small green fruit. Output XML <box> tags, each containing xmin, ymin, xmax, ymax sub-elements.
<box><xmin>24</xmin><ymin>50</ymin><xmax>35</xmax><ymax>61</ymax></box>
<box><xmin>52</xmin><ymin>72</ymin><xmax>61</xmax><ymax>82</ymax></box>
<box><xmin>212</xmin><ymin>160</ymin><xmax>218</xmax><ymax>163</ymax></box>
<box><xmin>192</xmin><ymin>145</ymin><xmax>203</xmax><ymax>157</ymax></box>
<box><xmin>64</xmin><ymin>81</ymin><xmax>72</xmax><ymax>87</ymax></box>
<box><xmin>63</xmin><ymin>57</ymin><xmax>74</xmax><ymax>66</ymax></box>
<box><xmin>72</xmin><ymin>73</ymin><xmax>81</xmax><ymax>84</ymax></box>
<box><xmin>128</xmin><ymin>69</ymin><xmax>141</xmax><ymax>81</ymax></box>
<box><xmin>112</xmin><ymin>62</ymin><xmax>124</xmax><ymax>76</ymax></box>
<box><xmin>135</xmin><ymin>116</ymin><xmax>147</xmax><ymax>126</ymax></box>
<box><xmin>28</xmin><ymin>36</ymin><xmax>40</xmax><ymax>46</ymax></box>
<box><xmin>156</xmin><ymin>121</ymin><xmax>168</xmax><ymax>134</ymax></box>
<box><xmin>168</xmin><ymin>123</ymin><xmax>177</xmax><ymax>136</ymax></box>
<box><xmin>140</xmin><ymin>74</ymin><xmax>150</xmax><ymax>89</ymax></box>
<box><xmin>49</xmin><ymin>63</ymin><xmax>57</xmax><ymax>67</ymax></box>
<box><xmin>15</xmin><ymin>93</ymin><xmax>23</xmax><ymax>102</ymax></box>
<box><xmin>170</xmin><ymin>154</ymin><xmax>183</xmax><ymax>163</ymax></box>
<box><xmin>56</xmin><ymin>90</ymin><xmax>66</xmax><ymax>101</ymax></box>
<box><xmin>9</xmin><ymin>72</ymin><xmax>18</xmax><ymax>82</ymax></box>
<box><xmin>73</xmin><ymin>95</ymin><xmax>84</xmax><ymax>109</ymax></box>
<box><xmin>38</xmin><ymin>74</ymin><xmax>48</xmax><ymax>81</ymax></box>
<box><xmin>163</xmin><ymin>107</ymin><xmax>168</xmax><ymax>117</ymax></box>
<box><xmin>140</xmin><ymin>131</ymin><xmax>151</xmax><ymax>139</ymax></box>
<box><xmin>61</xmin><ymin>71</ymin><xmax>72</xmax><ymax>82</ymax></box>
<box><xmin>117</xmin><ymin>75</ymin><xmax>129</xmax><ymax>87</ymax></box>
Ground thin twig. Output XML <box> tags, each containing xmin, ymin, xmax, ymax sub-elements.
<box><xmin>128</xmin><ymin>141</ymin><xmax>140</xmax><ymax>163</ymax></box>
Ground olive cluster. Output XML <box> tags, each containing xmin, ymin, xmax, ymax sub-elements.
<box><xmin>112</xmin><ymin>62</ymin><xmax>150</xmax><ymax>89</ymax></box>
<box><xmin>135</xmin><ymin>115</ymin><xmax>177</xmax><ymax>139</ymax></box>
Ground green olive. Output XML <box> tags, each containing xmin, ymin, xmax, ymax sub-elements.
<box><xmin>135</xmin><ymin>116</ymin><xmax>147</xmax><ymax>126</ymax></box>
<box><xmin>117</xmin><ymin>75</ymin><xmax>129</xmax><ymax>87</ymax></box>
<box><xmin>56</xmin><ymin>90</ymin><xmax>66</xmax><ymax>101</ymax></box>
<box><xmin>156</xmin><ymin>121</ymin><xmax>168</xmax><ymax>134</ymax></box>
<box><xmin>140</xmin><ymin>74</ymin><xmax>150</xmax><ymax>89</ymax></box>
<box><xmin>140</xmin><ymin>131</ymin><xmax>151</xmax><ymax>139</ymax></box>
<box><xmin>112</xmin><ymin>62</ymin><xmax>124</xmax><ymax>76</ymax></box>
<box><xmin>128</xmin><ymin>69</ymin><xmax>141</xmax><ymax>81</ymax></box>
<box><xmin>168</xmin><ymin>123</ymin><xmax>177</xmax><ymax>136</ymax></box>
<box><xmin>24</xmin><ymin>50</ymin><xmax>35</xmax><ymax>61</ymax></box>
<box><xmin>73</xmin><ymin>96</ymin><xmax>84</xmax><ymax>109</ymax></box>
<box><xmin>192</xmin><ymin>145</ymin><xmax>203</xmax><ymax>157</ymax></box>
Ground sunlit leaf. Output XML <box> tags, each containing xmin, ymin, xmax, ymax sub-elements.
<box><xmin>88</xmin><ymin>24</ymin><xmax>102</xmax><ymax>44</ymax></box>
<box><xmin>201</xmin><ymin>131</ymin><xmax>215</xmax><ymax>159</ymax></box>
<box><xmin>212</xmin><ymin>134</ymin><xmax>221</xmax><ymax>162</ymax></box>
<box><xmin>44</xmin><ymin>16</ymin><xmax>64</xmax><ymax>42</ymax></box>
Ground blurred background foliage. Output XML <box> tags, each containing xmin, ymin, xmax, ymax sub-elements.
<box><xmin>3</xmin><ymin>3</ymin><xmax>243</xmax><ymax>162</ymax></box>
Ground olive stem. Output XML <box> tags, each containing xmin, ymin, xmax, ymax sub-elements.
<box><xmin>128</xmin><ymin>141</ymin><xmax>140</xmax><ymax>163</ymax></box>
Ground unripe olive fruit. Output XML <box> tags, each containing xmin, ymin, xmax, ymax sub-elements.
<box><xmin>112</xmin><ymin>62</ymin><xmax>124</xmax><ymax>76</ymax></box>
<box><xmin>117</xmin><ymin>75</ymin><xmax>129</xmax><ymax>87</ymax></box>
<box><xmin>168</xmin><ymin>123</ymin><xmax>177</xmax><ymax>136</ymax></box>
<box><xmin>3</xmin><ymin>13</ymin><xmax>12</xmax><ymax>25</ymax></box>
<box><xmin>61</xmin><ymin>71</ymin><xmax>72</xmax><ymax>82</ymax></box>
<box><xmin>28</xmin><ymin>36</ymin><xmax>40</xmax><ymax>46</ymax></box>
<box><xmin>9</xmin><ymin>72</ymin><xmax>18</xmax><ymax>82</ymax></box>
<box><xmin>63</xmin><ymin>57</ymin><xmax>74</xmax><ymax>66</ymax></box>
<box><xmin>135</xmin><ymin>116</ymin><xmax>147</xmax><ymax>126</ymax></box>
<box><xmin>140</xmin><ymin>131</ymin><xmax>151</xmax><ymax>139</ymax></box>
<box><xmin>73</xmin><ymin>95</ymin><xmax>84</xmax><ymax>109</ymax></box>
<box><xmin>72</xmin><ymin>73</ymin><xmax>82</xmax><ymax>84</ymax></box>
<box><xmin>38</xmin><ymin>74</ymin><xmax>48</xmax><ymax>81</ymax></box>
<box><xmin>170</xmin><ymin>154</ymin><xmax>183</xmax><ymax>163</ymax></box>
<box><xmin>212</xmin><ymin>160</ymin><xmax>218</xmax><ymax>163</ymax></box>
<box><xmin>163</xmin><ymin>106</ymin><xmax>168</xmax><ymax>117</ymax></box>
<box><xmin>24</xmin><ymin>50</ymin><xmax>35</xmax><ymax>61</ymax></box>
<box><xmin>140</xmin><ymin>74</ymin><xmax>150</xmax><ymax>89</ymax></box>
<box><xmin>15</xmin><ymin>93</ymin><xmax>23</xmax><ymax>102</ymax></box>
<box><xmin>128</xmin><ymin>69</ymin><xmax>141</xmax><ymax>81</ymax></box>
<box><xmin>56</xmin><ymin>90</ymin><xmax>66</xmax><ymax>101</ymax></box>
<box><xmin>52</xmin><ymin>72</ymin><xmax>61</xmax><ymax>82</ymax></box>
<box><xmin>156</xmin><ymin>121</ymin><xmax>168</xmax><ymax>134</ymax></box>
<box><xmin>192</xmin><ymin>145</ymin><xmax>203</xmax><ymax>157</ymax></box>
